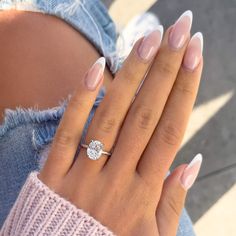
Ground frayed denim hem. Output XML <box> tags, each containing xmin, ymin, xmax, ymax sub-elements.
<box><xmin>0</xmin><ymin>86</ymin><xmax>106</xmax><ymax>154</ymax></box>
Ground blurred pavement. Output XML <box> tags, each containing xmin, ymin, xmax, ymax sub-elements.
<box><xmin>103</xmin><ymin>0</ymin><xmax>236</xmax><ymax>235</ymax></box>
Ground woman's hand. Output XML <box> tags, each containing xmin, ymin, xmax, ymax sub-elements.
<box><xmin>38</xmin><ymin>10</ymin><xmax>203</xmax><ymax>236</ymax></box>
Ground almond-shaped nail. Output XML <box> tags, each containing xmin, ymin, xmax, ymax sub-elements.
<box><xmin>180</xmin><ymin>153</ymin><xmax>203</xmax><ymax>190</ymax></box>
<box><xmin>138</xmin><ymin>25</ymin><xmax>164</xmax><ymax>61</ymax></box>
<box><xmin>169</xmin><ymin>10</ymin><xmax>193</xmax><ymax>50</ymax></box>
<box><xmin>183</xmin><ymin>32</ymin><xmax>203</xmax><ymax>71</ymax></box>
<box><xmin>85</xmin><ymin>57</ymin><xmax>106</xmax><ymax>91</ymax></box>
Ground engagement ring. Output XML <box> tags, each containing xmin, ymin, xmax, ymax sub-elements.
<box><xmin>80</xmin><ymin>140</ymin><xmax>112</xmax><ymax>160</ymax></box>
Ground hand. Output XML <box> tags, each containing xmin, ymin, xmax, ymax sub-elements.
<box><xmin>38</xmin><ymin>10</ymin><xmax>203</xmax><ymax>236</ymax></box>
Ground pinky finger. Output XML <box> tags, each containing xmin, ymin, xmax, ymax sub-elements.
<box><xmin>156</xmin><ymin>154</ymin><xmax>203</xmax><ymax>236</ymax></box>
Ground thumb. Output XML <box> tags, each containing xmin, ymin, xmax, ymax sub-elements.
<box><xmin>156</xmin><ymin>154</ymin><xmax>203</xmax><ymax>236</ymax></box>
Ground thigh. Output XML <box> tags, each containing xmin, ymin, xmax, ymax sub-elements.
<box><xmin>0</xmin><ymin>9</ymin><xmax>113</xmax><ymax>124</ymax></box>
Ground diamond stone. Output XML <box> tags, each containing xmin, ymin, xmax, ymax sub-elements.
<box><xmin>87</xmin><ymin>140</ymin><xmax>104</xmax><ymax>160</ymax></box>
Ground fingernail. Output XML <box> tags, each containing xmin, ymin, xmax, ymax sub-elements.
<box><xmin>138</xmin><ymin>25</ymin><xmax>163</xmax><ymax>61</ymax></box>
<box><xmin>85</xmin><ymin>57</ymin><xmax>106</xmax><ymax>91</ymax></box>
<box><xmin>169</xmin><ymin>10</ymin><xmax>193</xmax><ymax>50</ymax></box>
<box><xmin>183</xmin><ymin>32</ymin><xmax>203</xmax><ymax>71</ymax></box>
<box><xmin>181</xmin><ymin>153</ymin><xmax>203</xmax><ymax>190</ymax></box>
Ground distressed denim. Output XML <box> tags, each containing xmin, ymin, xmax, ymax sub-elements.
<box><xmin>0</xmin><ymin>1</ymin><xmax>195</xmax><ymax>235</ymax></box>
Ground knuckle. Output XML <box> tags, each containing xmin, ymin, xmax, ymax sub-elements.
<box><xmin>132</xmin><ymin>105</ymin><xmax>155</xmax><ymax>130</ymax></box>
<box><xmin>97</xmin><ymin>113</ymin><xmax>118</xmax><ymax>134</ymax></box>
<box><xmin>175</xmin><ymin>81</ymin><xmax>195</xmax><ymax>96</ymax></box>
<box><xmin>165</xmin><ymin>196</ymin><xmax>182</xmax><ymax>218</ymax></box>
<box><xmin>159</xmin><ymin>121</ymin><xmax>182</xmax><ymax>146</ymax></box>
<box><xmin>69</xmin><ymin>94</ymin><xmax>87</xmax><ymax>111</ymax></box>
<box><xmin>54</xmin><ymin>129</ymin><xmax>74</xmax><ymax>147</ymax></box>
<box><xmin>155</xmin><ymin>59</ymin><xmax>176</xmax><ymax>77</ymax></box>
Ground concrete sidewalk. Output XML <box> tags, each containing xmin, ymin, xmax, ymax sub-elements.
<box><xmin>103</xmin><ymin>0</ymin><xmax>236</xmax><ymax>235</ymax></box>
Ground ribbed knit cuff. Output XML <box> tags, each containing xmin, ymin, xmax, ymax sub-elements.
<box><xmin>0</xmin><ymin>171</ymin><xmax>115</xmax><ymax>236</ymax></box>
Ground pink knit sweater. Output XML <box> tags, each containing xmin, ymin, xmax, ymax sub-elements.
<box><xmin>0</xmin><ymin>171</ymin><xmax>115</xmax><ymax>235</ymax></box>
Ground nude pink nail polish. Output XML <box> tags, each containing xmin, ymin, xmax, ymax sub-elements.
<box><xmin>169</xmin><ymin>10</ymin><xmax>193</xmax><ymax>50</ymax></box>
<box><xmin>138</xmin><ymin>25</ymin><xmax>164</xmax><ymax>61</ymax></box>
<box><xmin>183</xmin><ymin>32</ymin><xmax>203</xmax><ymax>71</ymax></box>
<box><xmin>180</xmin><ymin>154</ymin><xmax>203</xmax><ymax>190</ymax></box>
<box><xmin>85</xmin><ymin>57</ymin><xmax>106</xmax><ymax>91</ymax></box>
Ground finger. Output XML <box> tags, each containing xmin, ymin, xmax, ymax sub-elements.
<box><xmin>138</xmin><ymin>32</ymin><xmax>204</xmax><ymax>183</ymax></box>
<box><xmin>39</xmin><ymin>57</ymin><xmax>106</xmax><ymax>181</ymax></box>
<box><xmin>107</xmin><ymin>11</ymin><xmax>193</xmax><ymax>173</ymax></box>
<box><xmin>156</xmin><ymin>154</ymin><xmax>202</xmax><ymax>236</ymax></box>
<box><xmin>72</xmin><ymin>26</ymin><xmax>163</xmax><ymax>173</ymax></box>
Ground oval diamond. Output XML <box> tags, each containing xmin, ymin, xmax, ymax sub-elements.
<box><xmin>87</xmin><ymin>140</ymin><xmax>104</xmax><ymax>160</ymax></box>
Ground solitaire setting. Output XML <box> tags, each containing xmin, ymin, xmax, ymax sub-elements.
<box><xmin>80</xmin><ymin>140</ymin><xmax>111</xmax><ymax>160</ymax></box>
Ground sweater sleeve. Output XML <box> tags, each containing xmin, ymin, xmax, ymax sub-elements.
<box><xmin>0</xmin><ymin>171</ymin><xmax>115</xmax><ymax>236</ymax></box>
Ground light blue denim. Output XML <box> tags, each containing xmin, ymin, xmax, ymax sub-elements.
<box><xmin>0</xmin><ymin>1</ymin><xmax>195</xmax><ymax>235</ymax></box>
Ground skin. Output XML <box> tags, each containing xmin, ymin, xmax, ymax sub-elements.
<box><xmin>39</xmin><ymin>17</ymin><xmax>203</xmax><ymax>236</ymax></box>
<box><xmin>0</xmin><ymin>10</ymin><xmax>203</xmax><ymax>236</ymax></box>
<box><xmin>0</xmin><ymin>10</ymin><xmax>113</xmax><ymax>124</ymax></box>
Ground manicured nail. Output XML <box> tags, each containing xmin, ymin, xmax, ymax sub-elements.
<box><xmin>169</xmin><ymin>10</ymin><xmax>193</xmax><ymax>50</ymax></box>
<box><xmin>183</xmin><ymin>32</ymin><xmax>203</xmax><ymax>71</ymax></box>
<box><xmin>138</xmin><ymin>25</ymin><xmax>163</xmax><ymax>61</ymax></box>
<box><xmin>85</xmin><ymin>57</ymin><xmax>106</xmax><ymax>91</ymax></box>
<box><xmin>181</xmin><ymin>153</ymin><xmax>203</xmax><ymax>190</ymax></box>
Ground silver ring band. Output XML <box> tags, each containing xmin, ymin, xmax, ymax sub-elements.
<box><xmin>80</xmin><ymin>143</ymin><xmax>112</xmax><ymax>156</ymax></box>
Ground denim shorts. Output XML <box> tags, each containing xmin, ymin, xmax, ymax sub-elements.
<box><xmin>0</xmin><ymin>1</ymin><xmax>195</xmax><ymax>235</ymax></box>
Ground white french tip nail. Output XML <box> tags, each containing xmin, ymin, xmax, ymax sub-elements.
<box><xmin>181</xmin><ymin>154</ymin><xmax>203</xmax><ymax>190</ymax></box>
<box><xmin>187</xmin><ymin>153</ymin><xmax>203</xmax><ymax>170</ymax></box>
<box><xmin>157</xmin><ymin>25</ymin><xmax>164</xmax><ymax>40</ymax></box>
<box><xmin>143</xmin><ymin>25</ymin><xmax>164</xmax><ymax>40</ymax></box>
<box><xmin>177</xmin><ymin>10</ymin><xmax>193</xmax><ymax>28</ymax></box>
<box><xmin>182</xmin><ymin>10</ymin><xmax>193</xmax><ymax>22</ymax></box>
<box><xmin>95</xmin><ymin>57</ymin><xmax>106</xmax><ymax>71</ymax></box>
<box><xmin>192</xmin><ymin>32</ymin><xmax>204</xmax><ymax>53</ymax></box>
